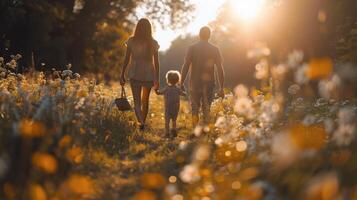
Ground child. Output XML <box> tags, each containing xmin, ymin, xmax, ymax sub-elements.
<box><xmin>156</xmin><ymin>70</ymin><xmax>186</xmax><ymax>137</ymax></box>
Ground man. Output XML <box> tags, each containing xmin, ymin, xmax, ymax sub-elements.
<box><xmin>180</xmin><ymin>26</ymin><xmax>225</xmax><ymax>126</ymax></box>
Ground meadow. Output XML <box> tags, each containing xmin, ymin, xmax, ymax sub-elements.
<box><xmin>0</xmin><ymin>51</ymin><xmax>357</xmax><ymax>200</ymax></box>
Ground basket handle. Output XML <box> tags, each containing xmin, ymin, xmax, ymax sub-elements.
<box><xmin>121</xmin><ymin>86</ymin><xmax>127</xmax><ymax>98</ymax></box>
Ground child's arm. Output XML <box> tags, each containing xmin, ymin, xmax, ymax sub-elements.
<box><xmin>179</xmin><ymin>89</ymin><xmax>187</xmax><ymax>96</ymax></box>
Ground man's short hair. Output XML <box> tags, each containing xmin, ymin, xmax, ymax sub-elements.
<box><xmin>199</xmin><ymin>26</ymin><xmax>211</xmax><ymax>40</ymax></box>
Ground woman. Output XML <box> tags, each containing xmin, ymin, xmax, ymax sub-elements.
<box><xmin>120</xmin><ymin>18</ymin><xmax>160</xmax><ymax>130</ymax></box>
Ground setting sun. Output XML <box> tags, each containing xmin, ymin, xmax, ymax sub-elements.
<box><xmin>230</xmin><ymin>0</ymin><xmax>265</xmax><ymax>20</ymax></box>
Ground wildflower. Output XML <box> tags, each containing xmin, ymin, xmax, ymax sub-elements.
<box><xmin>288</xmin><ymin>84</ymin><xmax>301</xmax><ymax>95</ymax></box>
<box><xmin>140</xmin><ymin>173</ymin><xmax>165</xmax><ymax>189</ymax></box>
<box><xmin>337</xmin><ymin>107</ymin><xmax>356</xmax><ymax>125</ymax></box>
<box><xmin>14</xmin><ymin>54</ymin><xmax>22</xmax><ymax>60</ymax></box>
<box><xmin>302</xmin><ymin>114</ymin><xmax>317</xmax><ymax>125</ymax></box>
<box><xmin>19</xmin><ymin>119</ymin><xmax>46</xmax><ymax>138</ymax></box>
<box><xmin>304</xmin><ymin>173</ymin><xmax>339</xmax><ymax>200</ymax></box>
<box><xmin>73</xmin><ymin>0</ymin><xmax>85</xmax><ymax>13</ymax></box>
<box><xmin>234</xmin><ymin>97</ymin><xmax>254</xmax><ymax>119</ymax></box>
<box><xmin>255</xmin><ymin>59</ymin><xmax>269</xmax><ymax>80</ymax></box>
<box><xmin>318</xmin><ymin>75</ymin><xmax>341</xmax><ymax>99</ymax></box>
<box><xmin>194</xmin><ymin>145</ymin><xmax>210</xmax><ymax>162</ymax></box>
<box><xmin>66</xmin><ymin>146</ymin><xmax>84</xmax><ymax>164</ymax></box>
<box><xmin>67</xmin><ymin>63</ymin><xmax>72</xmax><ymax>69</ymax></box>
<box><xmin>60</xmin><ymin>174</ymin><xmax>96</xmax><ymax>197</ymax></box>
<box><xmin>324</xmin><ymin>118</ymin><xmax>335</xmax><ymax>134</ymax></box>
<box><xmin>179</xmin><ymin>164</ymin><xmax>200</xmax><ymax>183</ymax></box>
<box><xmin>6</xmin><ymin>60</ymin><xmax>17</xmax><ymax>70</ymax></box>
<box><xmin>29</xmin><ymin>184</ymin><xmax>47</xmax><ymax>200</ymax></box>
<box><xmin>74</xmin><ymin>73</ymin><xmax>81</xmax><ymax>79</ymax></box>
<box><xmin>295</xmin><ymin>64</ymin><xmax>308</xmax><ymax>84</ymax></box>
<box><xmin>306</xmin><ymin>57</ymin><xmax>333</xmax><ymax>80</ymax></box>
<box><xmin>236</xmin><ymin>140</ymin><xmax>248</xmax><ymax>152</ymax></box>
<box><xmin>332</xmin><ymin>124</ymin><xmax>355</xmax><ymax>146</ymax></box>
<box><xmin>287</xmin><ymin>50</ymin><xmax>304</xmax><ymax>68</ymax></box>
<box><xmin>234</xmin><ymin>84</ymin><xmax>249</xmax><ymax>97</ymax></box>
<box><xmin>62</xmin><ymin>69</ymin><xmax>73</xmax><ymax>78</ymax></box>
<box><xmin>31</xmin><ymin>152</ymin><xmax>58</xmax><ymax>174</ymax></box>
<box><xmin>133</xmin><ymin>190</ymin><xmax>156</xmax><ymax>200</ymax></box>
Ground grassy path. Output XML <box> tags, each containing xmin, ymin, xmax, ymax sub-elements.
<box><xmin>79</xmin><ymin>93</ymin><xmax>193</xmax><ymax>199</ymax></box>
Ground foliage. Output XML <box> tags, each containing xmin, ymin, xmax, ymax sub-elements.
<box><xmin>0</xmin><ymin>0</ymin><xmax>192</xmax><ymax>75</ymax></box>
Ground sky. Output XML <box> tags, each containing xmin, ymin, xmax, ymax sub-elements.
<box><xmin>136</xmin><ymin>0</ymin><xmax>266</xmax><ymax>51</ymax></box>
<box><xmin>153</xmin><ymin>0</ymin><xmax>226</xmax><ymax>51</ymax></box>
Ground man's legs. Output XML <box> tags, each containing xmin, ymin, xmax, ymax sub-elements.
<box><xmin>190</xmin><ymin>89</ymin><xmax>202</xmax><ymax>128</ymax></box>
<box><xmin>202</xmin><ymin>84</ymin><xmax>214</xmax><ymax>124</ymax></box>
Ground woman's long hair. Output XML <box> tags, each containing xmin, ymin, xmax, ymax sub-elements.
<box><xmin>133</xmin><ymin>18</ymin><xmax>153</xmax><ymax>42</ymax></box>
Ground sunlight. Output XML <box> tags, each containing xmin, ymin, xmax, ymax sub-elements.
<box><xmin>230</xmin><ymin>0</ymin><xmax>265</xmax><ymax>20</ymax></box>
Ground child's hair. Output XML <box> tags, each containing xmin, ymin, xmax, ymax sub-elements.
<box><xmin>166</xmin><ymin>70</ymin><xmax>181</xmax><ymax>86</ymax></box>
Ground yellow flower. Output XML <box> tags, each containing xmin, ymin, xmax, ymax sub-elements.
<box><xmin>66</xmin><ymin>146</ymin><xmax>84</xmax><ymax>164</ymax></box>
<box><xmin>32</xmin><ymin>152</ymin><xmax>58</xmax><ymax>174</ymax></box>
<box><xmin>306</xmin><ymin>57</ymin><xmax>333</xmax><ymax>80</ymax></box>
<box><xmin>19</xmin><ymin>119</ymin><xmax>46</xmax><ymax>138</ymax></box>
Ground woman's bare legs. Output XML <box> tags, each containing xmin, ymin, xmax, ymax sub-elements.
<box><xmin>130</xmin><ymin>82</ymin><xmax>144</xmax><ymax>125</ymax></box>
<box><xmin>141</xmin><ymin>86</ymin><xmax>152</xmax><ymax>124</ymax></box>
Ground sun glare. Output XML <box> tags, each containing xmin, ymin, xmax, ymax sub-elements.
<box><xmin>230</xmin><ymin>0</ymin><xmax>265</xmax><ymax>20</ymax></box>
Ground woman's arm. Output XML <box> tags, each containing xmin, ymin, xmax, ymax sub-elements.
<box><xmin>120</xmin><ymin>46</ymin><xmax>131</xmax><ymax>85</ymax></box>
<box><xmin>153</xmin><ymin>50</ymin><xmax>160</xmax><ymax>89</ymax></box>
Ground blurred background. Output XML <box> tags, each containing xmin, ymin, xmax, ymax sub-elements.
<box><xmin>0</xmin><ymin>0</ymin><xmax>356</xmax><ymax>87</ymax></box>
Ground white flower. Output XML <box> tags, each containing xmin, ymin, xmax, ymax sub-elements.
<box><xmin>302</xmin><ymin>114</ymin><xmax>317</xmax><ymax>125</ymax></box>
<box><xmin>318</xmin><ymin>75</ymin><xmax>341</xmax><ymax>99</ymax></box>
<box><xmin>62</xmin><ymin>69</ymin><xmax>73</xmax><ymax>78</ymax></box>
<box><xmin>234</xmin><ymin>97</ymin><xmax>255</xmax><ymax>119</ymax></box>
<box><xmin>179</xmin><ymin>164</ymin><xmax>200</xmax><ymax>183</ymax></box>
<box><xmin>324</xmin><ymin>118</ymin><xmax>335</xmax><ymax>133</ymax></box>
<box><xmin>234</xmin><ymin>84</ymin><xmax>249</xmax><ymax>98</ymax></box>
<box><xmin>288</xmin><ymin>84</ymin><xmax>301</xmax><ymax>95</ymax></box>
<box><xmin>73</xmin><ymin>0</ymin><xmax>85</xmax><ymax>13</ymax></box>
<box><xmin>295</xmin><ymin>64</ymin><xmax>308</xmax><ymax>84</ymax></box>
<box><xmin>287</xmin><ymin>50</ymin><xmax>304</xmax><ymax>68</ymax></box>
<box><xmin>255</xmin><ymin>60</ymin><xmax>269</xmax><ymax>80</ymax></box>
<box><xmin>332</xmin><ymin>124</ymin><xmax>355</xmax><ymax>146</ymax></box>
<box><xmin>338</xmin><ymin>107</ymin><xmax>356</xmax><ymax>125</ymax></box>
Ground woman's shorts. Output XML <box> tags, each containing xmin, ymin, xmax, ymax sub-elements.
<box><xmin>130</xmin><ymin>79</ymin><xmax>154</xmax><ymax>88</ymax></box>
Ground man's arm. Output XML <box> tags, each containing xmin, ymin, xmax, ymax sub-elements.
<box><xmin>180</xmin><ymin>47</ymin><xmax>192</xmax><ymax>88</ymax></box>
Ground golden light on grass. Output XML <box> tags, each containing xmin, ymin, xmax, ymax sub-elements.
<box><xmin>140</xmin><ymin>173</ymin><xmax>166</xmax><ymax>189</ymax></box>
<box><xmin>19</xmin><ymin>119</ymin><xmax>46</xmax><ymax>138</ymax></box>
<box><xmin>290</xmin><ymin>124</ymin><xmax>326</xmax><ymax>150</ymax></box>
<box><xmin>32</xmin><ymin>152</ymin><xmax>58</xmax><ymax>174</ymax></box>
<box><xmin>215</xmin><ymin>144</ymin><xmax>246</xmax><ymax>164</ymax></box>
<box><xmin>306</xmin><ymin>58</ymin><xmax>333</xmax><ymax>80</ymax></box>
<box><xmin>66</xmin><ymin>146</ymin><xmax>84</xmax><ymax>164</ymax></box>
<box><xmin>29</xmin><ymin>184</ymin><xmax>47</xmax><ymax>200</ymax></box>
